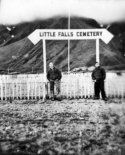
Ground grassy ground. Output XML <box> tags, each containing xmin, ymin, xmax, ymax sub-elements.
<box><xmin>0</xmin><ymin>99</ymin><xmax>125</xmax><ymax>155</ymax></box>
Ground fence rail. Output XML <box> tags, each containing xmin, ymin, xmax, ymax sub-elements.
<box><xmin>0</xmin><ymin>73</ymin><xmax>124</xmax><ymax>100</ymax></box>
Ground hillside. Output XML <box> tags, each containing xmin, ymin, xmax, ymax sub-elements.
<box><xmin>0</xmin><ymin>17</ymin><xmax>125</xmax><ymax>74</ymax></box>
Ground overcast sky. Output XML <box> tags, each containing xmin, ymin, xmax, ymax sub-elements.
<box><xmin>0</xmin><ymin>0</ymin><xmax>125</xmax><ymax>25</ymax></box>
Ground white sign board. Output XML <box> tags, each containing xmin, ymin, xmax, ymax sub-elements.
<box><xmin>28</xmin><ymin>29</ymin><xmax>114</xmax><ymax>45</ymax></box>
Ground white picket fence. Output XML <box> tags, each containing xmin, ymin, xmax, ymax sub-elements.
<box><xmin>0</xmin><ymin>73</ymin><xmax>124</xmax><ymax>100</ymax></box>
<box><xmin>61</xmin><ymin>73</ymin><xmax>125</xmax><ymax>99</ymax></box>
<box><xmin>0</xmin><ymin>74</ymin><xmax>44</xmax><ymax>100</ymax></box>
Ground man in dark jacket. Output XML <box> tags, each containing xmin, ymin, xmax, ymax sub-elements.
<box><xmin>92</xmin><ymin>62</ymin><xmax>107</xmax><ymax>101</ymax></box>
<box><xmin>47</xmin><ymin>62</ymin><xmax>62</xmax><ymax>101</ymax></box>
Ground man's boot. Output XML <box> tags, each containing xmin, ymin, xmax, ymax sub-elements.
<box><xmin>56</xmin><ymin>93</ymin><xmax>61</xmax><ymax>101</ymax></box>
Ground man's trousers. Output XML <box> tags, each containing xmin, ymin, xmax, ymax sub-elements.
<box><xmin>94</xmin><ymin>79</ymin><xmax>106</xmax><ymax>99</ymax></box>
<box><xmin>49</xmin><ymin>80</ymin><xmax>61</xmax><ymax>98</ymax></box>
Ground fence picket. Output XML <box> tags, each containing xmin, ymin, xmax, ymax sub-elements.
<box><xmin>12</xmin><ymin>80</ymin><xmax>14</xmax><ymax>99</ymax></box>
<box><xmin>87</xmin><ymin>79</ymin><xmax>90</xmax><ymax>98</ymax></box>
<box><xmin>20</xmin><ymin>80</ymin><xmax>22</xmax><ymax>99</ymax></box>
<box><xmin>105</xmin><ymin>81</ymin><xmax>108</xmax><ymax>97</ymax></box>
<box><xmin>121</xmin><ymin>80</ymin><xmax>123</xmax><ymax>98</ymax></box>
<box><xmin>35</xmin><ymin>77</ymin><xmax>37</xmax><ymax>99</ymax></box>
<box><xmin>84</xmin><ymin>78</ymin><xmax>86</xmax><ymax>98</ymax></box>
<box><xmin>4</xmin><ymin>76</ymin><xmax>6</xmax><ymax>100</ymax></box>
<box><xmin>31</xmin><ymin>77</ymin><xmax>33</xmax><ymax>99</ymax></box>
<box><xmin>80</xmin><ymin>76</ymin><xmax>83</xmax><ymax>98</ymax></box>
<box><xmin>16</xmin><ymin>80</ymin><xmax>18</xmax><ymax>99</ymax></box>
<box><xmin>1</xmin><ymin>78</ymin><xmax>3</xmax><ymax>100</ymax></box>
<box><xmin>27</xmin><ymin>79</ymin><xmax>29</xmax><ymax>100</ymax></box>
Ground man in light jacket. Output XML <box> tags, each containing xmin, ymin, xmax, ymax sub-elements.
<box><xmin>47</xmin><ymin>62</ymin><xmax>62</xmax><ymax>101</ymax></box>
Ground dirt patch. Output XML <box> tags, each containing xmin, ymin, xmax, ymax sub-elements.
<box><xmin>0</xmin><ymin>99</ymin><xmax>125</xmax><ymax>155</ymax></box>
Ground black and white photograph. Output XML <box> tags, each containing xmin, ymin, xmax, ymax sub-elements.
<box><xmin>0</xmin><ymin>0</ymin><xmax>125</xmax><ymax>154</ymax></box>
